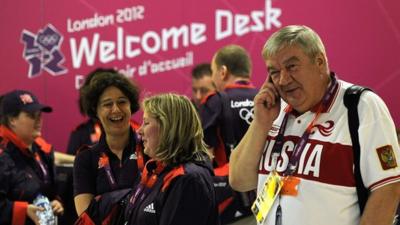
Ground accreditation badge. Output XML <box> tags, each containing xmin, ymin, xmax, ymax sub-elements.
<box><xmin>251</xmin><ymin>170</ymin><xmax>283</xmax><ymax>224</ymax></box>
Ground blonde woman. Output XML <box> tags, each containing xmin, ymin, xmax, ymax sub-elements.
<box><xmin>125</xmin><ymin>93</ymin><xmax>219</xmax><ymax>225</ymax></box>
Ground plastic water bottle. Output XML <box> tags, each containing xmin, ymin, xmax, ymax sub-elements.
<box><xmin>33</xmin><ymin>194</ymin><xmax>56</xmax><ymax>225</ymax></box>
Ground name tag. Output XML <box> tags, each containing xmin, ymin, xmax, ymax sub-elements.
<box><xmin>252</xmin><ymin>171</ymin><xmax>283</xmax><ymax>224</ymax></box>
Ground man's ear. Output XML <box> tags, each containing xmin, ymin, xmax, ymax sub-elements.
<box><xmin>315</xmin><ymin>53</ymin><xmax>328</xmax><ymax>73</ymax></box>
<box><xmin>220</xmin><ymin>65</ymin><xmax>229</xmax><ymax>80</ymax></box>
<box><xmin>8</xmin><ymin>116</ymin><xmax>17</xmax><ymax>128</ymax></box>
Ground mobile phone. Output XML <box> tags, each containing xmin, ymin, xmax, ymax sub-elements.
<box><xmin>268</xmin><ymin>75</ymin><xmax>273</xmax><ymax>84</ymax></box>
<box><xmin>269</xmin><ymin>76</ymin><xmax>281</xmax><ymax>99</ymax></box>
<box><xmin>263</xmin><ymin>76</ymin><xmax>280</xmax><ymax>108</ymax></box>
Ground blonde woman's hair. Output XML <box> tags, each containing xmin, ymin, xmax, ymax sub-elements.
<box><xmin>142</xmin><ymin>93</ymin><xmax>211</xmax><ymax>165</ymax></box>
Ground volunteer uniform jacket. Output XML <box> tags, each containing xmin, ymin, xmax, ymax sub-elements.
<box><xmin>73</xmin><ymin>127</ymin><xmax>143</xmax><ymax>197</ymax></box>
<box><xmin>0</xmin><ymin>126</ymin><xmax>59</xmax><ymax>225</ymax></box>
<box><xmin>257</xmin><ymin>76</ymin><xmax>400</xmax><ymax>225</ymax></box>
<box><xmin>68</xmin><ymin>119</ymin><xmax>141</xmax><ymax>155</ymax></box>
<box><xmin>124</xmin><ymin>159</ymin><xmax>219</xmax><ymax>225</ymax></box>
<box><xmin>200</xmin><ymin>80</ymin><xmax>258</xmax><ymax>166</ymax></box>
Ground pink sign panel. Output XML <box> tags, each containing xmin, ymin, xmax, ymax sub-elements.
<box><xmin>0</xmin><ymin>0</ymin><xmax>399</xmax><ymax>151</ymax></box>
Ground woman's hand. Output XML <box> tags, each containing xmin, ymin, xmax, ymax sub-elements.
<box><xmin>27</xmin><ymin>204</ymin><xmax>44</xmax><ymax>225</ymax></box>
<box><xmin>51</xmin><ymin>199</ymin><xmax>64</xmax><ymax>215</ymax></box>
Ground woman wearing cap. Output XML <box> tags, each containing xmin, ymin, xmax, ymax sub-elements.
<box><xmin>73</xmin><ymin>70</ymin><xmax>144</xmax><ymax>217</ymax></box>
<box><xmin>124</xmin><ymin>93</ymin><xmax>218</xmax><ymax>225</ymax></box>
<box><xmin>0</xmin><ymin>90</ymin><xmax>64</xmax><ymax>225</ymax></box>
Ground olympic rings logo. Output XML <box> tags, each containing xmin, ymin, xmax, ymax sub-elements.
<box><xmin>38</xmin><ymin>34</ymin><xmax>59</xmax><ymax>46</ymax></box>
<box><xmin>239</xmin><ymin>108</ymin><xmax>254</xmax><ymax>125</ymax></box>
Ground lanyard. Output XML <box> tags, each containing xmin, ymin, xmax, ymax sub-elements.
<box><xmin>136</xmin><ymin>141</ymin><xmax>145</xmax><ymax>172</ymax></box>
<box><xmin>98</xmin><ymin>138</ymin><xmax>145</xmax><ymax>190</ymax></box>
<box><xmin>90</xmin><ymin>123</ymin><xmax>102</xmax><ymax>143</ymax></box>
<box><xmin>98</xmin><ymin>152</ymin><xmax>118</xmax><ymax>190</ymax></box>
<box><xmin>34</xmin><ymin>152</ymin><xmax>50</xmax><ymax>184</ymax></box>
<box><xmin>126</xmin><ymin>160</ymin><xmax>166</xmax><ymax>218</ymax></box>
<box><xmin>271</xmin><ymin>76</ymin><xmax>338</xmax><ymax>225</ymax></box>
<box><xmin>271</xmin><ymin>76</ymin><xmax>338</xmax><ymax>176</ymax></box>
<box><xmin>0</xmin><ymin>126</ymin><xmax>52</xmax><ymax>183</ymax></box>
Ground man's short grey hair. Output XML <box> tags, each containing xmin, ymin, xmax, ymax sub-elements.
<box><xmin>262</xmin><ymin>25</ymin><xmax>328</xmax><ymax>66</ymax></box>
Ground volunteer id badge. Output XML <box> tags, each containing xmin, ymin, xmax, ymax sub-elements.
<box><xmin>251</xmin><ymin>171</ymin><xmax>283</xmax><ymax>224</ymax></box>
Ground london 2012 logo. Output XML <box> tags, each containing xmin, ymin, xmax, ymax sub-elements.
<box><xmin>21</xmin><ymin>24</ymin><xmax>67</xmax><ymax>78</ymax></box>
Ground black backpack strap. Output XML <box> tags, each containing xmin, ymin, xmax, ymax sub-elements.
<box><xmin>343</xmin><ymin>85</ymin><xmax>371</xmax><ymax>213</ymax></box>
<box><xmin>218</xmin><ymin>91</ymin><xmax>236</xmax><ymax>156</ymax></box>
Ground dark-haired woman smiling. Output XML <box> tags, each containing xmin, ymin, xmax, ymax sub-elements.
<box><xmin>73</xmin><ymin>71</ymin><xmax>144</xmax><ymax>218</ymax></box>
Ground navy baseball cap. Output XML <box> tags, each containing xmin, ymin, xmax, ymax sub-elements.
<box><xmin>0</xmin><ymin>90</ymin><xmax>52</xmax><ymax>116</ymax></box>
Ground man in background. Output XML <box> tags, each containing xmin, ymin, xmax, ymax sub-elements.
<box><xmin>191</xmin><ymin>63</ymin><xmax>215</xmax><ymax>109</ymax></box>
<box><xmin>200</xmin><ymin>45</ymin><xmax>258</xmax><ymax>224</ymax></box>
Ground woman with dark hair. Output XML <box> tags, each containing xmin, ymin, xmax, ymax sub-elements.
<box><xmin>0</xmin><ymin>90</ymin><xmax>64</xmax><ymax>225</ymax></box>
<box><xmin>67</xmin><ymin>68</ymin><xmax>118</xmax><ymax>155</ymax></box>
<box><xmin>73</xmin><ymin>70</ymin><xmax>144</xmax><ymax>217</ymax></box>
<box><xmin>124</xmin><ymin>93</ymin><xmax>219</xmax><ymax>225</ymax></box>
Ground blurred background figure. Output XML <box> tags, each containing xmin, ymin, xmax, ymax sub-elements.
<box><xmin>191</xmin><ymin>63</ymin><xmax>215</xmax><ymax>110</ymax></box>
<box><xmin>125</xmin><ymin>93</ymin><xmax>218</xmax><ymax>225</ymax></box>
<box><xmin>0</xmin><ymin>90</ymin><xmax>64</xmax><ymax>225</ymax></box>
<box><xmin>73</xmin><ymin>70</ymin><xmax>144</xmax><ymax>218</ymax></box>
<box><xmin>200</xmin><ymin>44</ymin><xmax>258</xmax><ymax>224</ymax></box>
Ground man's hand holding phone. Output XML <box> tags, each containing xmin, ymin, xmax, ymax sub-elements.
<box><xmin>253</xmin><ymin>76</ymin><xmax>281</xmax><ymax>125</ymax></box>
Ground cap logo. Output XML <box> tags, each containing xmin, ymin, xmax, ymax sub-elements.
<box><xmin>19</xmin><ymin>94</ymin><xmax>34</xmax><ymax>105</ymax></box>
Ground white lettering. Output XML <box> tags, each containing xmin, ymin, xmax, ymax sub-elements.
<box><xmin>70</xmin><ymin>35</ymin><xmax>99</xmax><ymax>68</ymax></box>
<box><xmin>162</xmin><ymin>26</ymin><xmax>189</xmax><ymax>51</ymax></box>
<box><xmin>69</xmin><ymin>24</ymin><xmax>205</xmax><ymax>68</ymax></box>
<box><xmin>191</xmin><ymin>23</ymin><xmax>207</xmax><ymax>45</ymax></box>
<box><xmin>250</xmin><ymin>11</ymin><xmax>264</xmax><ymax>32</ymax></box>
<box><xmin>116</xmin><ymin>6</ymin><xmax>144</xmax><ymax>24</ymax></box>
<box><xmin>75</xmin><ymin>75</ymin><xmax>84</xmax><ymax>90</ymax></box>
<box><xmin>67</xmin><ymin>13</ymin><xmax>114</xmax><ymax>33</ymax></box>
<box><xmin>265</xmin><ymin>0</ymin><xmax>281</xmax><ymax>30</ymax></box>
<box><xmin>215</xmin><ymin>0</ymin><xmax>281</xmax><ymax>40</ymax></box>
<box><xmin>261</xmin><ymin>139</ymin><xmax>274</xmax><ymax>171</ymax></box>
<box><xmin>260</xmin><ymin>140</ymin><xmax>323</xmax><ymax>178</ymax></box>
<box><xmin>142</xmin><ymin>31</ymin><xmax>161</xmax><ymax>54</ymax></box>
<box><xmin>276</xmin><ymin>141</ymin><xmax>293</xmax><ymax>171</ymax></box>
<box><xmin>303</xmin><ymin>145</ymin><xmax>322</xmax><ymax>177</ymax></box>
<box><xmin>99</xmin><ymin>41</ymin><xmax>115</xmax><ymax>63</ymax></box>
<box><xmin>117</xmin><ymin>27</ymin><xmax>124</xmax><ymax>60</ymax></box>
<box><xmin>230</xmin><ymin>99</ymin><xmax>254</xmax><ymax>108</ymax></box>
<box><xmin>125</xmin><ymin>36</ymin><xmax>141</xmax><ymax>58</ymax></box>
<box><xmin>215</xmin><ymin>10</ymin><xmax>232</xmax><ymax>40</ymax></box>
<box><xmin>235</xmin><ymin>14</ymin><xmax>250</xmax><ymax>36</ymax></box>
<box><xmin>116</xmin><ymin>64</ymin><xmax>136</xmax><ymax>78</ymax></box>
<box><xmin>149</xmin><ymin>52</ymin><xmax>193</xmax><ymax>74</ymax></box>
<box><xmin>297</xmin><ymin>143</ymin><xmax>312</xmax><ymax>174</ymax></box>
